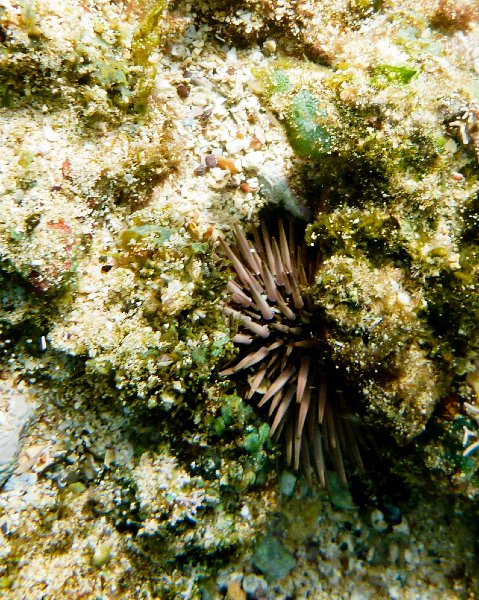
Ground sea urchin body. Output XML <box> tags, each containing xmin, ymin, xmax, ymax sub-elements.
<box><xmin>219</xmin><ymin>221</ymin><xmax>363</xmax><ymax>488</ymax></box>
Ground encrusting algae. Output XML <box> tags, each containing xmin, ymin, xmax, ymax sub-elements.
<box><xmin>1</xmin><ymin>0</ymin><xmax>479</xmax><ymax>597</ymax></box>
<box><xmin>246</xmin><ymin>29</ymin><xmax>479</xmax><ymax>458</ymax></box>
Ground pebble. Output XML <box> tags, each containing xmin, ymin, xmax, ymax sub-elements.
<box><xmin>0</xmin><ymin>385</ymin><xmax>37</xmax><ymax>488</ymax></box>
<box><xmin>184</xmin><ymin>71</ymin><xmax>204</xmax><ymax>86</ymax></box>
<box><xmin>253</xmin><ymin>536</ymin><xmax>296</xmax><ymax>581</ymax></box>
<box><xmin>191</xmin><ymin>92</ymin><xmax>209</xmax><ymax>107</ymax></box>
<box><xmin>217</xmin><ymin>570</ymin><xmax>242</xmax><ymax>592</ymax></box>
<box><xmin>194</xmin><ymin>162</ymin><xmax>207</xmax><ymax>176</ymax></box>
<box><xmin>13</xmin><ymin>189</ymin><xmax>24</xmax><ymax>202</ymax></box>
<box><xmin>35</xmin><ymin>141</ymin><xmax>51</xmax><ymax>156</ymax></box>
<box><xmin>234</xmin><ymin>196</ymin><xmax>244</xmax><ymax>210</ymax></box>
<box><xmin>263</xmin><ymin>39</ymin><xmax>277</xmax><ymax>55</ymax></box>
<box><xmin>210</xmin><ymin>167</ymin><xmax>228</xmax><ymax>181</ymax></box>
<box><xmin>225</xmin><ymin>47</ymin><xmax>237</xmax><ymax>63</ymax></box>
<box><xmin>388</xmin><ymin>542</ymin><xmax>400</xmax><ymax>564</ymax></box>
<box><xmin>278</xmin><ymin>471</ymin><xmax>296</xmax><ymax>497</ymax></box>
<box><xmin>2</xmin><ymin>472</ymin><xmax>37</xmax><ymax>493</ymax></box>
<box><xmin>382</xmin><ymin>503</ymin><xmax>402</xmax><ymax>525</ymax></box>
<box><xmin>170</xmin><ymin>44</ymin><xmax>187</xmax><ymax>58</ymax></box>
<box><xmin>242</xmin><ymin>151</ymin><xmax>264</xmax><ymax>171</ymax></box>
<box><xmin>403</xmin><ymin>547</ymin><xmax>416</xmax><ymax>565</ymax></box>
<box><xmin>66</xmin><ymin>483</ymin><xmax>86</xmax><ymax>497</ymax></box>
<box><xmin>327</xmin><ymin>471</ymin><xmax>356</xmax><ymax>510</ymax></box>
<box><xmin>370</xmin><ymin>509</ymin><xmax>388</xmax><ymax>532</ymax></box>
<box><xmin>240</xmin><ymin>504</ymin><xmax>251</xmax><ymax>520</ymax></box>
<box><xmin>177</xmin><ymin>84</ymin><xmax>190</xmax><ymax>99</ymax></box>
<box><xmin>216</xmin><ymin>156</ymin><xmax>238</xmax><ymax>173</ymax></box>
<box><xmin>82</xmin><ymin>453</ymin><xmax>100</xmax><ymax>481</ymax></box>
<box><xmin>393</xmin><ymin>518</ymin><xmax>410</xmax><ymax>536</ymax></box>
<box><xmin>397</xmin><ymin>290</ymin><xmax>411</xmax><ymax>306</ymax></box>
<box><xmin>242</xmin><ymin>574</ymin><xmax>268</xmax><ymax>596</ymax></box>
<box><xmin>92</xmin><ymin>542</ymin><xmax>111</xmax><ymax>567</ymax></box>
<box><xmin>205</xmin><ymin>154</ymin><xmax>217</xmax><ymax>168</ymax></box>
<box><xmin>155</xmin><ymin>75</ymin><xmax>171</xmax><ymax>91</ymax></box>
<box><xmin>225</xmin><ymin>138</ymin><xmax>248</xmax><ymax>154</ymax></box>
<box><xmin>226</xmin><ymin>581</ymin><xmax>246</xmax><ymax>600</ymax></box>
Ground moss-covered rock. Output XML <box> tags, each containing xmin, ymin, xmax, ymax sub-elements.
<box><xmin>249</xmin><ymin>11</ymin><xmax>479</xmax><ymax>491</ymax></box>
<box><xmin>45</xmin><ymin>208</ymin><xmax>231</xmax><ymax>412</ymax></box>
<box><xmin>0</xmin><ymin>0</ymin><xmax>182</xmax><ymax>118</ymax></box>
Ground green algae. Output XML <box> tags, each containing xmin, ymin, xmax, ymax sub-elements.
<box><xmin>207</xmin><ymin>393</ymin><xmax>275</xmax><ymax>489</ymax></box>
<box><xmin>0</xmin><ymin>0</ymin><xmax>179</xmax><ymax>117</ymax></box>
<box><xmin>285</xmin><ymin>90</ymin><xmax>332</xmax><ymax>159</ymax></box>
<box><xmin>250</xmin><ymin>28</ymin><xmax>479</xmax><ymax>490</ymax></box>
<box><xmin>66</xmin><ymin>208</ymin><xmax>234</xmax><ymax>412</ymax></box>
<box><xmin>119</xmin><ymin>224</ymin><xmax>174</xmax><ymax>252</ymax></box>
<box><xmin>266</xmin><ymin>68</ymin><xmax>292</xmax><ymax>95</ymax></box>
<box><xmin>370</xmin><ymin>64</ymin><xmax>418</xmax><ymax>86</ymax></box>
<box><xmin>129</xmin><ymin>0</ymin><xmax>175</xmax><ymax>112</ymax></box>
<box><xmin>253</xmin><ymin>64</ymin><xmax>337</xmax><ymax>159</ymax></box>
<box><xmin>2</xmin><ymin>0</ymin><xmax>478</xmax><ymax>506</ymax></box>
<box><xmin>2</xmin><ymin>2</ymin><xmax>479</xmax><ymax>597</ymax></box>
<box><xmin>244</xmin><ymin>423</ymin><xmax>270</xmax><ymax>454</ymax></box>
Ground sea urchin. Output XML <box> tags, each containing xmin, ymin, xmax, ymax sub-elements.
<box><xmin>219</xmin><ymin>221</ymin><xmax>363</xmax><ymax>488</ymax></box>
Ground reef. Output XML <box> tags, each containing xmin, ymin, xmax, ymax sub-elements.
<box><xmin>240</xmin><ymin>2</ymin><xmax>479</xmax><ymax>498</ymax></box>
<box><xmin>1</xmin><ymin>0</ymin><xmax>479</xmax><ymax>597</ymax></box>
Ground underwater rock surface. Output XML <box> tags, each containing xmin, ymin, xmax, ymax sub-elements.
<box><xmin>1</xmin><ymin>0</ymin><xmax>479</xmax><ymax>597</ymax></box>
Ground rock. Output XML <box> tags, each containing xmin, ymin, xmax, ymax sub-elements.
<box><xmin>217</xmin><ymin>570</ymin><xmax>242</xmax><ymax>592</ymax></box>
<box><xmin>370</xmin><ymin>509</ymin><xmax>388</xmax><ymax>532</ymax></box>
<box><xmin>242</xmin><ymin>574</ymin><xmax>268</xmax><ymax>597</ymax></box>
<box><xmin>278</xmin><ymin>471</ymin><xmax>296</xmax><ymax>497</ymax></box>
<box><xmin>92</xmin><ymin>542</ymin><xmax>111</xmax><ymax>567</ymax></box>
<box><xmin>327</xmin><ymin>471</ymin><xmax>356</xmax><ymax>511</ymax></box>
<box><xmin>226</xmin><ymin>580</ymin><xmax>246</xmax><ymax>600</ymax></box>
<box><xmin>253</xmin><ymin>536</ymin><xmax>296</xmax><ymax>582</ymax></box>
<box><xmin>0</xmin><ymin>378</ymin><xmax>37</xmax><ymax>488</ymax></box>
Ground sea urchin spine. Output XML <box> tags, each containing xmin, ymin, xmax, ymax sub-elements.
<box><xmin>219</xmin><ymin>221</ymin><xmax>363</xmax><ymax>488</ymax></box>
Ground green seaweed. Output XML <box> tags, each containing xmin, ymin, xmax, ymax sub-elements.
<box><xmin>252</xmin><ymin>50</ymin><xmax>479</xmax><ymax>458</ymax></box>
<box><xmin>270</xmin><ymin>69</ymin><xmax>292</xmax><ymax>94</ymax></box>
<box><xmin>131</xmin><ymin>0</ymin><xmax>170</xmax><ymax>67</ymax></box>
<box><xmin>130</xmin><ymin>0</ymin><xmax>172</xmax><ymax>112</ymax></box>
<box><xmin>244</xmin><ymin>423</ymin><xmax>270</xmax><ymax>454</ymax></box>
<box><xmin>285</xmin><ymin>90</ymin><xmax>333</xmax><ymax>158</ymax></box>
<box><xmin>371</xmin><ymin>64</ymin><xmax>418</xmax><ymax>86</ymax></box>
<box><xmin>208</xmin><ymin>394</ymin><xmax>275</xmax><ymax>488</ymax></box>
